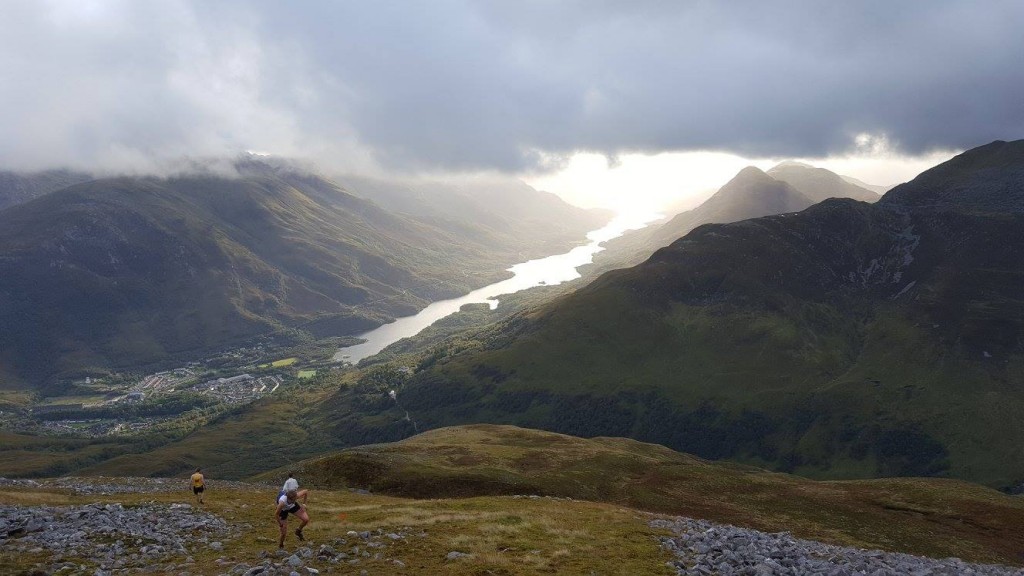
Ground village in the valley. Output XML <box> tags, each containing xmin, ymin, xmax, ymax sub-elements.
<box><xmin>132</xmin><ymin>369</ymin><xmax>284</xmax><ymax>405</ymax></box>
<box><xmin>0</xmin><ymin>342</ymin><xmax>347</xmax><ymax>439</ymax></box>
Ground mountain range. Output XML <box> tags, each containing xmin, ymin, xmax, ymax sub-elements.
<box><xmin>5</xmin><ymin>141</ymin><xmax>1023</xmax><ymax>492</ymax></box>
<box><xmin>367</xmin><ymin>140</ymin><xmax>1024</xmax><ymax>487</ymax></box>
<box><xmin>591</xmin><ymin>162</ymin><xmax>880</xmax><ymax>273</ymax></box>
<box><xmin>0</xmin><ymin>160</ymin><xmax>606</xmax><ymax>391</ymax></box>
<box><xmin>766</xmin><ymin>161</ymin><xmax>882</xmax><ymax>203</ymax></box>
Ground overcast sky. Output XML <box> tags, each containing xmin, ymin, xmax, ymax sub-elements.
<box><xmin>2</xmin><ymin>1</ymin><xmax>1022</xmax><ymax>205</ymax></box>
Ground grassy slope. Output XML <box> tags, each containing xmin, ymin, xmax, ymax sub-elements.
<box><xmin>73</xmin><ymin>387</ymin><xmax>341</xmax><ymax>480</ymax></box>
<box><xmin>261</xmin><ymin>424</ymin><xmax>1024</xmax><ymax>566</ymax></box>
<box><xmin>9</xmin><ymin>413</ymin><xmax>1024</xmax><ymax>566</ymax></box>
<box><xmin>0</xmin><ymin>481</ymin><xmax>672</xmax><ymax>575</ymax></box>
<box><xmin>0</xmin><ymin>432</ymin><xmax>131</xmax><ymax>477</ymax></box>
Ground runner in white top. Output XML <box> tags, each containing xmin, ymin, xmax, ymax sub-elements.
<box><xmin>275</xmin><ymin>489</ymin><xmax>309</xmax><ymax>548</ymax></box>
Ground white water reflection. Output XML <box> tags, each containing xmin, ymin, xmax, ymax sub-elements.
<box><xmin>333</xmin><ymin>211</ymin><xmax>661</xmax><ymax>364</ymax></box>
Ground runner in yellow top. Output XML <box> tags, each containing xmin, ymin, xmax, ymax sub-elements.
<box><xmin>190</xmin><ymin>467</ymin><xmax>205</xmax><ymax>504</ymax></box>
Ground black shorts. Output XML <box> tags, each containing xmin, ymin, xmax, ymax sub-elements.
<box><xmin>278</xmin><ymin>503</ymin><xmax>301</xmax><ymax>520</ymax></box>
<box><xmin>193</xmin><ymin>485</ymin><xmax>204</xmax><ymax>494</ymax></box>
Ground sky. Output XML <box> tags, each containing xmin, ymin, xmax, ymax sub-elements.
<box><xmin>2</xmin><ymin>1</ymin><xmax>1022</xmax><ymax>210</ymax></box>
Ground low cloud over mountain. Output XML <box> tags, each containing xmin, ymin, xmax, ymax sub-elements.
<box><xmin>1</xmin><ymin>1</ymin><xmax>1022</xmax><ymax>173</ymax></box>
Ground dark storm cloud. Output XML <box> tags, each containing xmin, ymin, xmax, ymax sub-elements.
<box><xmin>1</xmin><ymin>1</ymin><xmax>1021</xmax><ymax>172</ymax></box>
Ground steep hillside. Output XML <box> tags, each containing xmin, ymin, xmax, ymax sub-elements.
<box><xmin>0</xmin><ymin>164</ymin><xmax>605</xmax><ymax>390</ymax></box>
<box><xmin>0</xmin><ymin>169</ymin><xmax>93</xmax><ymax>211</ymax></box>
<box><xmin>373</xmin><ymin>140</ymin><xmax>1024</xmax><ymax>487</ymax></box>
<box><xmin>766</xmin><ymin>161</ymin><xmax>881</xmax><ymax>203</ymax></box>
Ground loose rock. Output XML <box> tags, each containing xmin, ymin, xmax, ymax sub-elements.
<box><xmin>1</xmin><ymin>500</ymin><xmax>233</xmax><ymax>574</ymax></box>
<box><xmin>652</xmin><ymin>517</ymin><xmax>1024</xmax><ymax>576</ymax></box>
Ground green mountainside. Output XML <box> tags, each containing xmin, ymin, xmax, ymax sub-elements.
<box><xmin>365</xmin><ymin>140</ymin><xmax>1024</xmax><ymax>488</ymax></box>
<box><xmin>591</xmin><ymin>164</ymin><xmax>877</xmax><ymax>273</ymax></box>
<box><xmin>0</xmin><ymin>162</ymin><xmax>604</xmax><ymax>391</ymax></box>
<box><xmin>0</xmin><ymin>169</ymin><xmax>93</xmax><ymax>211</ymax></box>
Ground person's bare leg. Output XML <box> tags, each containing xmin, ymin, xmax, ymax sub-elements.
<box><xmin>294</xmin><ymin>507</ymin><xmax>309</xmax><ymax>540</ymax></box>
<box><xmin>278</xmin><ymin>518</ymin><xmax>288</xmax><ymax>548</ymax></box>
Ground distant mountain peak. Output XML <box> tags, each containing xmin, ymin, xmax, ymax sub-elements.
<box><xmin>769</xmin><ymin>160</ymin><xmax>815</xmax><ymax>170</ymax></box>
<box><xmin>727</xmin><ymin>165</ymin><xmax>788</xmax><ymax>187</ymax></box>
<box><xmin>696</xmin><ymin>165</ymin><xmax>812</xmax><ymax>215</ymax></box>
<box><xmin>766</xmin><ymin>161</ymin><xmax>880</xmax><ymax>203</ymax></box>
<box><xmin>736</xmin><ymin>165</ymin><xmax>770</xmax><ymax>176</ymax></box>
<box><xmin>728</xmin><ymin>166</ymin><xmax>779</xmax><ymax>187</ymax></box>
<box><xmin>586</xmin><ymin>165</ymin><xmax>816</xmax><ymax>273</ymax></box>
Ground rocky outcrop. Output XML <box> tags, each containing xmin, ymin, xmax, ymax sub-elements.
<box><xmin>1</xmin><ymin>501</ymin><xmax>233</xmax><ymax>574</ymax></box>
<box><xmin>653</xmin><ymin>517</ymin><xmax>1024</xmax><ymax>576</ymax></box>
<box><xmin>0</xmin><ymin>475</ymin><xmax>270</xmax><ymax>495</ymax></box>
